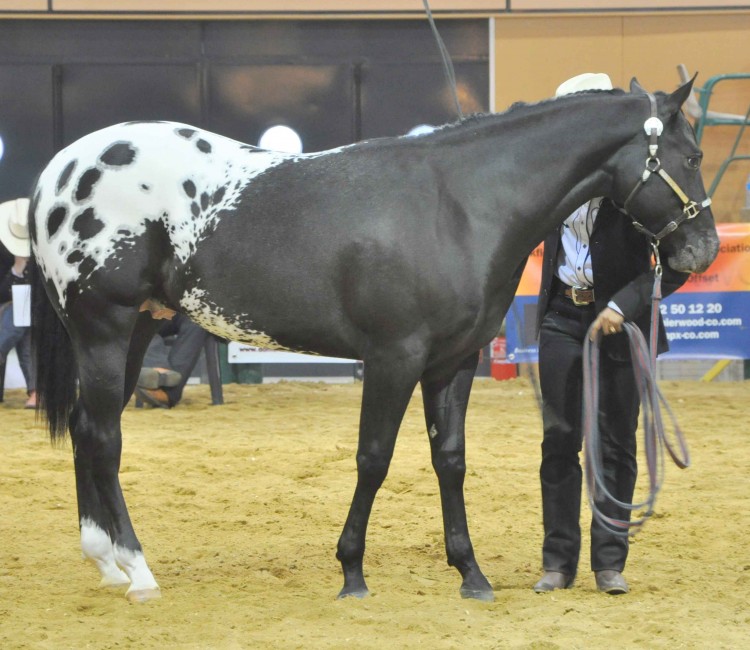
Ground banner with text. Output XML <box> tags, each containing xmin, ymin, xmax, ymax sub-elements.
<box><xmin>505</xmin><ymin>223</ymin><xmax>750</xmax><ymax>363</ymax></box>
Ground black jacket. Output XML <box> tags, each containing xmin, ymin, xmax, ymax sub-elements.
<box><xmin>536</xmin><ymin>199</ymin><xmax>690</xmax><ymax>356</ymax></box>
<box><xmin>0</xmin><ymin>257</ymin><xmax>33</xmax><ymax>304</ymax></box>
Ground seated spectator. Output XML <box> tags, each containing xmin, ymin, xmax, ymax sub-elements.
<box><xmin>135</xmin><ymin>312</ymin><xmax>210</xmax><ymax>409</ymax></box>
<box><xmin>0</xmin><ymin>198</ymin><xmax>35</xmax><ymax>409</ymax></box>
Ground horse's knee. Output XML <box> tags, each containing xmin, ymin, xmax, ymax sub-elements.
<box><xmin>356</xmin><ymin>451</ymin><xmax>390</xmax><ymax>489</ymax></box>
<box><xmin>432</xmin><ymin>450</ymin><xmax>466</xmax><ymax>483</ymax></box>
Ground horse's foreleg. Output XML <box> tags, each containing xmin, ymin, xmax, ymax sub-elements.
<box><xmin>71</xmin><ymin>313</ymin><xmax>160</xmax><ymax>602</ymax></box>
<box><xmin>421</xmin><ymin>351</ymin><xmax>493</xmax><ymax>601</ymax></box>
<box><xmin>336</xmin><ymin>349</ymin><xmax>424</xmax><ymax>599</ymax></box>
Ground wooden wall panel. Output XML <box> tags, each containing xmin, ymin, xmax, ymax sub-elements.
<box><xmin>51</xmin><ymin>0</ymin><xmax>500</xmax><ymax>12</ymax></box>
<box><xmin>622</xmin><ymin>13</ymin><xmax>750</xmax><ymax>221</ymax></box>
<box><xmin>493</xmin><ymin>13</ymin><xmax>750</xmax><ymax>221</ymax></box>
<box><xmin>493</xmin><ymin>16</ymin><xmax>623</xmax><ymax>107</ymax></box>
<box><xmin>0</xmin><ymin>0</ymin><xmax>46</xmax><ymax>9</ymax></box>
<box><xmin>513</xmin><ymin>0</ymin><xmax>750</xmax><ymax>9</ymax></box>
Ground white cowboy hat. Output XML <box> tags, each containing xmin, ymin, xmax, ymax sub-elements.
<box><xmin>555</xmin><ymin>72</ymin><xmax>613</xmax><ymax>97</ymax></box>
<box><xmin>0</xmin><ymin>198</ymin><xmax>31</xmax><ymax>257</ymax></box>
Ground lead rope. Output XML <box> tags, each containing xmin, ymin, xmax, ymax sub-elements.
<box><xmin>582</xmin><ymin>243</ymin><xmax>690</xmax><ymax>536</ymax></box>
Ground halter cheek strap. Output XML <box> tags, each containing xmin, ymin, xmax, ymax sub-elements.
<box><xmin>622</xmin><ymin>93</ymin><xmax>712</xmax><ymax>241</ymax></box>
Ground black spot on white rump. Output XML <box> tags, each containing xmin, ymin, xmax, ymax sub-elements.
<box><xmin>78</xmin><ymin>256</ymin><xmax>97</xmax><ymax>277</ymax></box>
<box><xmin>183</xmin><ymin>180</ymin><xmax>196</xmax><ymax>198</ymax></box>
<box><xmin>75</xmin><ymin>168</ymin><xmax>102</xmax><ymax>202</ymax></box>
<box><xmin>177</xmin><ymin>128</ymin><xmax>196</xmax><ymax>140</ymax></box>
<box><xmin>56</xmin><ymin>160</ymin><xmax>77</xmax><ymax>194</ymax></box>
<box><xmin>196</xmin><ymin>139</ymin><xmax>212</xmax><ymax>154</ymax></box>
<box><xmin>66</xmin><ymin>249</ymin><xmax>85</xmax><ymax>265</ymax></box>
<box><xmin>99</xmin><ymin>142</ymin><xmax>137</xmax><ymax>167</ymax></box>
<box><xmin>48</xmin><ymin>206</ymin><xmax>67</xmax><ymax>239</ymax></box>
<box><xmin>72</xmin><ymin>208</ymin><xmax>105</xmax><ymax>240</ymax></box>
<box><xmin>212</xmin><ymin>187</ymin><xmax>225</xmax><ymax>204</ymax></box>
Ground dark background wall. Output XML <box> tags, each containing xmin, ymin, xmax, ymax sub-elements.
<box><xmin>0</xmin><ymin>19</ymin><xmax>489</xmax><ymax>203</ymax></box>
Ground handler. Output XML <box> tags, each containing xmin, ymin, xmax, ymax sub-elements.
<box><xmin>533</xmin><ymin>73</ymin><xmax>690</xmax><ymax>595</ymax></box>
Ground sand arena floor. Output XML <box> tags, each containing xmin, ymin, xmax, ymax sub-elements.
<box><xmin>1</xmin><ymin>379</ymin><xmax>749</xmax><ymax>649</ymax></box>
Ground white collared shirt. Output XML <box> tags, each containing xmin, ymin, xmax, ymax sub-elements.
<box><xmin>556</xmin><ymin>198</ymin><xmax>601</xmax><ymax>289</ymax></box>
<box><xmin>554</xmin><ymin>197</ymin><xmax>623</xmax><ymax>316</ymax></box>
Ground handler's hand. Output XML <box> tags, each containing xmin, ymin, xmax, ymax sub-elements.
<box><xmin>590</xmin><ymin>307</ymin><xmax>625</xmax><ymax>340</ymax></box>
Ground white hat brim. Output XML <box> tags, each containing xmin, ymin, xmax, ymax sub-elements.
<box><xmin>555</xmin><ymin>73</ymin><xmax>613</xmax><ymax>97</ymax></box>
<box><xmin>0</xmin><ymin>198</ymin><xmax>31</xmax><ymax>257</ymax></box>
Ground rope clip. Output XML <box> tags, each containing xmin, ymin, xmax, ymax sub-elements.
<box><xmin>651</xmin><ymin>241</ymin><xmax>663</xmax><ymax>277</ymax></box>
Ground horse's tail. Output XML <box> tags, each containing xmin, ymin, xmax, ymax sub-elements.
<box><xmin>30</xmin><ymin>236</ymin><xmax>78</xmax><ymax>444</ymax></box>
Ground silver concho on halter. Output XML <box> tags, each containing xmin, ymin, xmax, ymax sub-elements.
<box><xmin>643</xmin><ymin>116</ymin><xmax>664</xmax><ymax>136</ymax></box>
<box><xmin>643</xmin><ymin>116</ymin><xmax>663</xmax><ymax>156</ymax></box>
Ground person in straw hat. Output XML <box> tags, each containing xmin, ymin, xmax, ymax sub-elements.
<box><xmin>0</xmin><ymin>197</ymin><xmax>36</xmax><ymax>408</ymax></box>
<box><xmin>532</xmin><ymin>73</ymin><xmax>689</xmax><ymax>595</ymax></box>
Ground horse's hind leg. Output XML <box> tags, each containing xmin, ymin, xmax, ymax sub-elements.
<box><xmin>336</xmin><ymin>348</ymin><xmax>425</xmax><ymax>598</ymax></box>
<box><xmin>420</xmin><ymin>351</ymin><xmax>494</xmax><ymax>601</ymax></box>
<box><xmin>69</xmin><ymin>306</ymin><xmax>160</xmax><ymax>602</ymax></box>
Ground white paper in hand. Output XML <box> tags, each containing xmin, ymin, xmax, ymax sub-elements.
<box><xmin>12</xmin><ymin>284</ymin><xmax>31</xmax><ymax>327</ymax></box>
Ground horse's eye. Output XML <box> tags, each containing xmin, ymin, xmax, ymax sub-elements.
<box><xmin>687</xmin><ymin>154</ymin><xmax>702</xmax><ymax>169</ymax></box>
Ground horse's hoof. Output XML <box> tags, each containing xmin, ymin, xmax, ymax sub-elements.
<box><xmin>337</xmin><ymin>587</ymin><xmax>369</xmax><ymax>600</ymax></box>
<box><xmin>460</xmin><ymin>586</ymin><xmax>495</xmax><ymax>602</ymax></box>
<box><xmin>126</xmin><ymin>586</ymin><xmax>162</xmax><ymax>603</ymax></box>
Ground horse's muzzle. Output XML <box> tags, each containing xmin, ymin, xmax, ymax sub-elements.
<box><xmin>667</xmin><ymin>229</ymin><xmax>720</xmax><ymax>274</ymax></box>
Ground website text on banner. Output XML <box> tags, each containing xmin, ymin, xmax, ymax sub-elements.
<box><xmin>504</xmin><ymin>223</ymin><xmax>750</xmax><ymax>363</ymax></box>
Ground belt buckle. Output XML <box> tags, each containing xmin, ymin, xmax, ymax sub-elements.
<box><xmin>570</xmin><ymin>286</ymin><xmax>591</xmax><ymax>306</ymax></box>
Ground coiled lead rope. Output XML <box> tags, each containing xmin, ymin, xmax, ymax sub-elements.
<box><xmin>582</xmin><ymin>248</ymin><xmax>690</xmax><ymax>536</ymax></box>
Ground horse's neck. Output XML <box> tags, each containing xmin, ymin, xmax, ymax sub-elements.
<box><xmin>440</xmin><ymin>95</ymin><xmax>641</xmax><ymax>249</ymax></box>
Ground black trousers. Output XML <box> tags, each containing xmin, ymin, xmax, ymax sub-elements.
<box><xmin>142</xmin><ymin>313</ymin><xmax>209</xmax><ymax>406</ymax></box>
<box><xmin>538</xmin><ymin>293</ymin><xmax>639</xmax><ymax>576</ymax></box>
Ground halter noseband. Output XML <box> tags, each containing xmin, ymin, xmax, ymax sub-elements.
<box><xmin>622</xmin><ymin>92</ymin><xmax>712</xmax><ymax>241</ymax></box>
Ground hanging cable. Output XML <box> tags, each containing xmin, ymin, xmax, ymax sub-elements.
<box><xmin>423</xmin><ymin>0</ymin><xmax>464</xmax><ymax>120</ymax></box>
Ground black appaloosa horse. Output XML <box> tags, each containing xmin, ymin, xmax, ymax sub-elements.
<box><xmin>30</xmin><ymin>78</ymin><xmax>718</xmax><ymax>603</ymax></box>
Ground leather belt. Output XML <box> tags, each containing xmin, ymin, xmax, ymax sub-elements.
<box><xmin>563</xmin><ymin>286</ymin><xmax>595</xmax><ymax>306</ymax></box>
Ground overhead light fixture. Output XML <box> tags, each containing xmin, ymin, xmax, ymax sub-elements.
<box><xmin>258</xmin><ymin>125</ymin><xmax>303</xmax><ymax>154</ymax></box>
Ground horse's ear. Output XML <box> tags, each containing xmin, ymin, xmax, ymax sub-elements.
<box><xmin>663</xmin><ymin>74</ymin><xmax>696</xmax><ymax>116</ymax></box>
<box><xmin>629</xmin><ymin>77</ymin><xmax>648</xmax><ymax>94</ymax></box>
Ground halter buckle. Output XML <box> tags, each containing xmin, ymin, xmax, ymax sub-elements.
<box><xmin>683</xmin><ymin>201</ymin><xmax>700</xmax><ymax>219</ymax></box>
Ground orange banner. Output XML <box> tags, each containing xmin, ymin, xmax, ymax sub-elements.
<box><xmin>678</xmin><ymin>223</ymin><xmax>750</xmax><ymax>294</ymax></box>
<box><xmin>514</xmin><ymin>223</ymin><xmax>750</xmax><ymax>297</ymax></box>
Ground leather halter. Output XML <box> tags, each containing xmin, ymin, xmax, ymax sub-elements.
<box><xmin>622</xmin><ymin>93</ymin><xmax>712</xmax><ymax>241</ymax></box>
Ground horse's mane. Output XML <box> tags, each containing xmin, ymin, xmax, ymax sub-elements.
<box><xmin>438</xmin><ymin>88</ymin><xmax>627</xmax><ymax>132</ymax></box>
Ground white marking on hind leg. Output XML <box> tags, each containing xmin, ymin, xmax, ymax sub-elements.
<box><xmin>113</xmin><ymin>544</ymin><xmax>161</xmax><ymax>602</ymax></box>
<box><xmin>80</xmin><ymin>517</ymin><xmax>130</xmax><ymax>587</ymax></box>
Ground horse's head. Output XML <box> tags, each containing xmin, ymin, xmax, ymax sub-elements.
<box><xmin>610</xmin><ymin>77</ymin><xmax>719</xmax><ymax>274</ymax></box>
